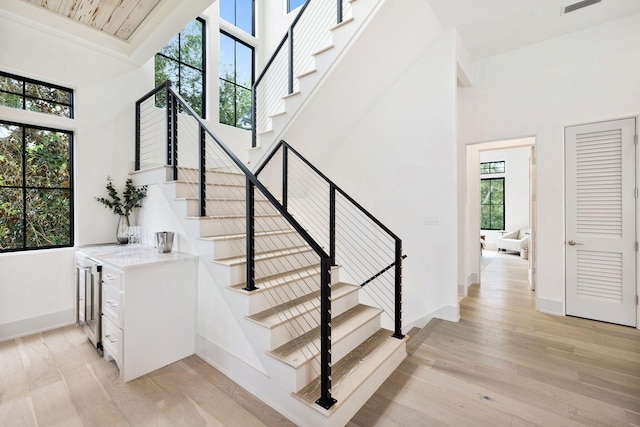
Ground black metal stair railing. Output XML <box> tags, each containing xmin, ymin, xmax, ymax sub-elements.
<box><xmin>255</xmin><ymin>141</ymin><xmax>405</xmax><ymax>339</ymax></box>
<box><xmin>135</xmin><ymin>81</ymin><xmax>338</xmax><ymax>409</ymax></box>
<box><xmin>251</xmin><ymin>0</ymin><xmax>349</xmax><ymax>147</ymax></box>
<box><xmin>134</xmin><ymin>84</ymin><xmax>404</xmax><ymax>410</ymax></box>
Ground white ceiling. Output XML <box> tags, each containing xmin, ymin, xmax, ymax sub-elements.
<box><xmin>428</xmin><ymin>0</ymin><xmax>640</xmax><ymax>59</ymax></box>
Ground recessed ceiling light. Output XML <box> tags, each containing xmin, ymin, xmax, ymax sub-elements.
<box><xmin>563</xmin><ymin>0</ymin><xmax>602</xmax><ymax>14</ymax></box>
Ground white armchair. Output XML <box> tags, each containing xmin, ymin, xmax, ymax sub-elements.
<box><xmin>497</xmin><ymin>229</ymin><xmax>530</xmax><ymax>253</ymax></box>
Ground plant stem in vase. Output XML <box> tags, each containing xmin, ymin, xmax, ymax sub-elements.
<box><xmin>116</xmin><ymin>215</ymin><xmax>130</xmax><ymax>244</ymax></box>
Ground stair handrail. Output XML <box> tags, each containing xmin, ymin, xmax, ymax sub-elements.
<box><xmin>135</xmin><ymin>82</ymin><xmax>337</xmax><ymax>409</ymax></box>
<box><xmin>251</xmin><ymin>0</ymin><xmax>345</xmax><ymax>147</ymax></box>
<box><xmin>255</xmin><ymin>140</ymin><xmax>405</xmax><ymax>340</ymax></box>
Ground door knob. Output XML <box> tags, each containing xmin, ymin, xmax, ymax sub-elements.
<box><xmin>567</xmin><ymin>240</ymin><xmax>583</xmax><ymax>246</ymax></box>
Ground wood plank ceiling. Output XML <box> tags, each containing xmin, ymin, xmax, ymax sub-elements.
<box><xmin>24</xmin><ymin>0</ymin><xmax>162</xmax><ymax>41</ymax></box>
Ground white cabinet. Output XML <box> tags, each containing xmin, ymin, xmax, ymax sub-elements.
<box><xmin>78</xmin><ymin>246</ymin><xmax>197</xmax><ymax>382</ymax></box>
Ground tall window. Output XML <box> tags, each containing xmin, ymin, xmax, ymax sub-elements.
<box><xmin>0</xmin><ymin>121</ymin><xmax>73</xmax><ymax>252</ymax></box>
<box><xmin>481</xmin><ymin>178</ymin><xmax>504</xmax><ymax>230</ymax></box>
<box><xmin>288</xmin><ymin>0</ymin><xmax>306</xmax><ymax>13</ymax></box>
<box><xmin>0</xmin><ymin>71</ymin><xmax>74</xmax><ymax>119</ymax></box>
<box><xmin>219</xmin><ymin>31</ymin><xmax>254</xmax><ymax>129</ymax></box>
<box><xmin>155</xmin><ymin>18</ymin><xmax>206</xmax><ymax>117</ymax></box>
<box><xmin>220</xmin><ymin>0</ymin><xmax>254</xmax><ymax>35</ymax></box>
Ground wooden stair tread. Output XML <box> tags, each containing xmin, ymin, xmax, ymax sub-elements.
<box><xmin>267</xmin><ymin>304</ymin><xmax>383</xmax><ymax>368</ymax></box>
<box><xmin>228</xmin><ymin>265</ymin><xmax>321</xmax><ymax>294</ymax></box>
<box><xmin>176</xmin><ymin>197</ymin><xmax>271</xmax><ymax>203</ymax></box>
<box><xmin>246</xmin><ymin>282</ymin><xmax>359</xmax><ymax>329</ymax></box>
<box><xmin>293</xmin><ymin>329</ymin><xmax>407</xmax><ymax>413</ymax></box>
<box><xmin>214</xmin><ymin>245</ymin><xmax>313</xmax><ymax>267</ymax></box>
<box><xmin>329</xmin><ymin>16</ymin><xmax>354</xmax><ymax>31</ymax></box>
<box><xmin>200</xmin><ymin>229</ymin><xmax>296</xmax><ymax>242</ymax></box>
<box><xmin>312</xmin><ymin>44</ymin><xmax>334</xmax><ymax>56</ymax></box>
<box><xmin>166</xmin><ymin>180</ymin><xmax>244</xmax><ymax>188</ymax></box>
<box><xmin>184</xmin><ymin>213</ymin><xmax>282</xmax><ymax>220</ymax></box>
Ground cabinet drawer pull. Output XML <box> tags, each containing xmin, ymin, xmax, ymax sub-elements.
<box><xmin>105</xmin><ymin>299</ymin><xmax>118</xmax><ymax>308</ymax></box>
<box><xmin>105</xmin><ymin>334</ymin><xmax>117</xmax><ymax>343</ymax></box>
<box><xmin>103</xmin><ymin>274</ymin><xmax>118</xmax><ymax>281</ymax></box>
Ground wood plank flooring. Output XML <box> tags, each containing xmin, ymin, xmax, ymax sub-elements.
<box><xmin>2</xmin><ymin>251</ymin><xmax>639</xmax><ymax>426</ymax></box>
<box><xmin>0</xmin><ymin>328</ymin><xmax>295</xmax><ymax>427</ymax></box>
<box><xmin>348</xmin><ymin>252</ymin><xmax>640</xmax><ymax>426</ymax></box>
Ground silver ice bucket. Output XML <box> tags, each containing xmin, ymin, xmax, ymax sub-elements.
<box><xmin>155</xmin><ymin>231</ymin><xmax>174</xmax><ymax>253</ymax></box>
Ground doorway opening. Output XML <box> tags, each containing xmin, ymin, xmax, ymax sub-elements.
<box><xmin>464</xmin><ymin>137</ymin><xmax>536</xmax><ymax>302</ymax></box>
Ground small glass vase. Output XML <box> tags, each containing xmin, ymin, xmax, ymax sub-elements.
<box><xmin>116</xmin><ymin>215</ymin><xmax>130</xmax><ymax>244</ymax></box>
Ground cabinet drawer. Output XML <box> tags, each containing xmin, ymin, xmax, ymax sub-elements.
<box><xmin>102</xmin><ymin>265</ymin><xmax>122</xmax><ymax>290</ymax></box>
<box><xmin>102</xmin><ymin>284</ymin><xmax>124</xmax><ymax>328</ymax></box>
<box><xmin>102</xmin><ymin>315</ymin><xmax>123</xmax><ymax>368</ymax></box>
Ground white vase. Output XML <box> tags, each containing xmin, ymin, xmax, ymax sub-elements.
<box><xmin>116</xmin><ymin>215</ymin><xmax>130</xmax><ymax>244</ymax></box>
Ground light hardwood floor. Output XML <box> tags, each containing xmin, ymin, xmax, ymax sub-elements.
<box><xmin>348</xmin><ymin>252</ymin><xmax>640</xmax><ymax>426</ymax></box>
<box><xmin>2</xmin><ymin>253</ymin><xmax>639</xmax><ymax>426</ymax></box>
<box><xmin>0</xmin><ymin>328</ymin><xmax>296</xmax><ymax>426</ymax></box>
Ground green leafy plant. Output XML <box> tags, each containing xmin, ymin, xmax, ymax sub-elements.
<box><xmin>95</xmin><ymin>177</ymin><xmax>147</xmax><ymax>217</ymax></box>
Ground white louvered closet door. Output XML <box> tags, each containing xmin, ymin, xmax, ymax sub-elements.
<box><xmin>565</xmin><ymin>118</ymin><xmax>636</xmax><ymax>327</ymax></box>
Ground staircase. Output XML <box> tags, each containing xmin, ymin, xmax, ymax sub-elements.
<box><xmin>131</xmin><ymin>0</ymin><xmax>407</xmax><ymax>424</ymax></box>
<box><xmin>133</xmin><ymin>159</ymin><xmax>406</xmax><ymax>426</ymax></box>
<box><xmin>249</xmin><ymin>0</ymin><xmax>387</xmax><ymax>163</ymax></box>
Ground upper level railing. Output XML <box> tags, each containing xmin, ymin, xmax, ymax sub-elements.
<box><xmin>251</xmin><ymin>0</ymin><xmax>352</xmax><ymax>147</ymax></box>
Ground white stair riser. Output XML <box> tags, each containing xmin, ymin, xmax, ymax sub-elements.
<box><xmin>265</xmin><ymin>290</ymin><xmax>360</xmax><ymax>351</ymax></box>
<box><xmin>233</xmin><ymin>266</ymin><xmax>342</xmax><ymax>316</ymax></box>
<box><xmin>211</xmin><ymin>232</ymin><xmax>306</xmax><ymax>260</ymax></box>
<box><xmin>171</xmin><ymin>182</ymin><xmax>245</xmax><ymax>199</ymax></box>
<box><xmin>218</xmin><ymin>250</ymin><xmax>318</xmax><ymax>286</ymax></box>
<box><xmin>185</xmin><ymin>199</ymin><xmax>278</xmax><ymax>217</ymax></box>
<box><xmin>270</xmin><ymin>313</ymin><xmax>382</xmax><ymax>392</ymax></box>
<box><xmin>174</xmin><ymin>169</ymin><xmax>245</xmax><ymax>186</ymax></box>
<box><xmin>195</xmin><ymin>215</ymin><xmax>292</xmax><ymax>237</ymax></box>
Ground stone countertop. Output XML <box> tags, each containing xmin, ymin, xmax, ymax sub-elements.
<box><xmin>77</xmin><ymin>244</ymin><xmax>197</xmax><ymax>270</ymax></box>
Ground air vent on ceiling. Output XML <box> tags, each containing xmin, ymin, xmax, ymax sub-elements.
<box><xmin>563</xmin><ymin>0</ymin><xmax>602</xmax><ymax>14</ymax></box>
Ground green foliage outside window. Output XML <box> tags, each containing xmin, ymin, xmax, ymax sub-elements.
<box><xmin>480</xmin><ymin>178</ymin><xmax>504</xmax><ymax>230</ymax></box>
<box><xmin>0</xmin><ymin>121</ymin><xmax>73</xmax><ymax>251</ymax></box>
<box><xmin>480</xmin><ymin>161</ymin><xmax>505</xmax><ymax>174</ymax></box>
<box><xmin>219</xmin><ymin>31</ymin><xmax>253</xmax><ymax>129</ymax></box>
<box><xmin>0</xmin><ymin>72</ymin><xmax>73</xmax><ymax>118</ymax></box>
<box><xmin>155</xmin><ymin>18</ymin><xmax>206</xmax><ymax>117</ymax></box>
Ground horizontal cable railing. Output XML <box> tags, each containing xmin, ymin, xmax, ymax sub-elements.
<box><xmin>252</xmin><ymin>0</ymin><xmax>351</xmax><ymax>147</ymax></box>
<box><xmin>135</xmin><ymin>82</ymin><xmax>336</xmax><ymax>409</ymax></box>
<box><xmin>256</xmin><ymin>141</ymin><xmax>405</xmax><ymax>339</ymax></box>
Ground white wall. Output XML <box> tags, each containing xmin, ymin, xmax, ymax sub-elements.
<box><xmin>458</xmin><ymin>13</ymin><xmax>640</xmax><ymax>316</ymax></box>
<box><xmin>280</xmin><ymin>0</ymin><xmax>460</xmax><ymax>326</ymax></box>
<box><xmin>0</xmin><ymin>13</ymin><xmax>150</xmax><ymax>339</ymax></box>
<box><xmin>480</xmin><ymin>146</ymin><xmax>530</xmax><ymax>249</ymax></box>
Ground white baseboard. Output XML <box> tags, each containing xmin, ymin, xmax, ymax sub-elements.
<box><xmin>467</xmin><ymin>273</ymin><xmax>478</xmax><ymax>285</ymax></box>
<box><xmin>434</xmin><ymin>304</ymin><xmax>460</xmax><ymax>322</ymax></box>
<box><xmin>537</xmin><ymin>298</ymin><xmax>563</xmax><ymax>316</ymax></box>
<box><xmin>406</xmin><ymin>304</ymin><xmax>460</xmax><ymax>329</ymax></box>
<box><xmin>458</xmin><ymin>283</ymin><xmax>466</xmax><ymax>296</ymax></box>
<box><xmin>0</xmin><ymin>309</ymin><xmax>75</xmax><ymax>342</ymax></box>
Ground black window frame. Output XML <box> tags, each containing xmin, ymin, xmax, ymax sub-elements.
<box><xmin>220</xmin><ymin>0</ymin><xmax>255</xmax><ymax>36</ymax></box>
<box><xmin>480</xmin><ymin>177</ymin><xmax>505</xmax><ymax>231</ymax></box>
<box><xmin>480</xmin><ymin>160</ymin><xmax>505</xmax><ymax>175</ymax></box>
<box><xmin>0</xmin><ymin>71</ymin><xmax>74</xmax><ymax>119</ymax></box>
<box><xmin>0</xmin><ymin>119</ymin><xmax>74</xmax><ymax>253</ymax></box>
<box><xmin>219</xmin><ymin>30</ymin><xmax>255</xmax><ymax>129</ymax></box>
<box><xmin>155</xmin><ymin>17</ymin><xmax>207</xmax><ymax>118</ymax></box>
